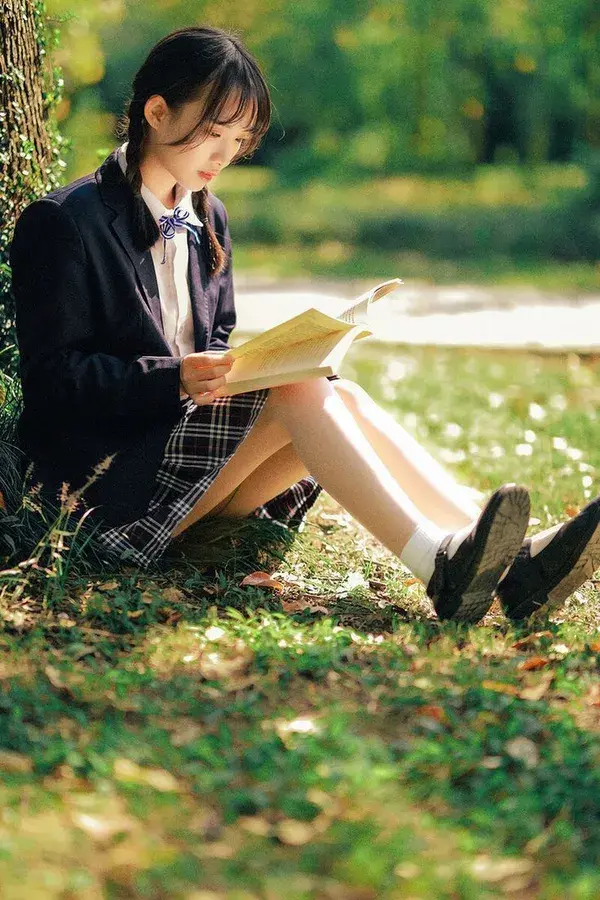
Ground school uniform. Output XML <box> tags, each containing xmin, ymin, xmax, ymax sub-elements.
<box><xmin>10</xmin><ymin>144</ymin><xmax>325</xmax><ymax>567</ymax></box>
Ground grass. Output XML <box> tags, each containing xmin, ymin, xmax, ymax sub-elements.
<box><xmin>2</xmin><ymin>344</ymin><xmax>600</xmax><ymax>897</ymax></box>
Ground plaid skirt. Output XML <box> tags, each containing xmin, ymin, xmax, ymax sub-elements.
<box><xmin>93</xmin><ymin>386</ymin><xmax>325</xmax><ymax>569</ymax></box>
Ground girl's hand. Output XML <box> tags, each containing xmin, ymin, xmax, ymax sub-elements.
<box><xmin>180</xmin><ymin>351</ymin><xmax>234</xmax><ymax>405</ymax></box>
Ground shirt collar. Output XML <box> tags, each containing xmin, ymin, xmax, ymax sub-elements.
<box><xmin>116</xmin><ymin>141</ymin><xmax>203</xmax><ymax>230</ymax></box>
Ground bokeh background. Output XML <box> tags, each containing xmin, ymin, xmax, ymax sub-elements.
<box><xmin>46</xmin><ymin>0</ymin><xmax>600</xmax><ymax>291</ymax></box>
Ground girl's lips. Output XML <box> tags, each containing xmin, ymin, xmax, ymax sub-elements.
<box><xmin>199</xmin><ymin>171</ymin><xmax>215</xmax><ymax>180</ymax></box>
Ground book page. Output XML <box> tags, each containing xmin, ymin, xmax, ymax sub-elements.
<box><xmin>227</xmin><ymin>327</ymin><xmax>359</xmax><ymax>383</ymax></box>
<box><xmin>228</xmin><ymin>277</ymin><xmax>403</xmax><ymax>364</ymax></box>
<box><xmin>337</xmin><ymin>278</ymin><xmax>403</xmax><ymax>326</ymax></box>
<box><xmin>229</xmin><ymin>307</ymin><xmax>357</xmax><ymax>361</ymax></box>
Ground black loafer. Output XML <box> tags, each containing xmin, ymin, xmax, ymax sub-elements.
<box><xmin>495</xmin><ymin>495</ymin><xmax>600</xmax><ymax>620</ymax></box>
<box><xmin>427</xmin><ymin>484</ymin><xmax>531</xmax><ymax>623</ymax></box>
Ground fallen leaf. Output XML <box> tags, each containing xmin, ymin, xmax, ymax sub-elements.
<box><xmin>113</xmin><ymin>758</ymin><xmax>181</xmax><ymax>792</ymax></box>
<box><xmin>275</xmin><ymin>818</ymin><xmax>316</xmax><ymax>845</ymax></box>
<box><xmin>161</xmin><ymin>587</ymin><xmax>186</xmax><ymax>603</ymax></box>
<box><xmin>504</xmin><ymin>736</ymin><xmax>539</xmax><ymax>768</ymax></box>
<box><xmin>0</xmin><ymin>490</ymin><xmax>6</xmax><ymax>511</ymax></box>
<box><xmin>96</xmin><ymin>580</ymin><xmax>119</xmax><ymax>592</ymax></box>
<box><xmin>71</xmin><ymin>810</ymin><xmax>136</xmax><ymax>843</ymax></box>
<box><xmin>281</xmin><ymin>599</ymin><xmax>329</xmax><ymax>614</ymax></box>
<box><xmin>519</xmin><ymin>672</ymin><xmax>555</xmax><ymax>701</ymax></box>
<box><xmin>238</xmin><ymin>816</ymin><xmax>272</xmax><ymax>836</ymax></box>
<box><xmin>170</xmin><ymin>720</ymin><xmax>205</xmax><ymax>747</ymax></box>
<box><xmin>512</xmin><ymin>631</ymin><xmax>553</xmax><ymax>650</ymax></box>
<box><xmin>159</xmin><ymin>608</ymin><xmax>182</xmax><ymax>625</ymax></box>
<box><xmin>202</xmin><ymin>584</ymin><xmax>224</xmax><ymax>596</ymax></box>
<box><xmin>519</xmin><ymin>656</ymin><xmax>549</xmax><ymax>671</ymax></box>
<box><xmin>415</xmin><ymin>704</ymin><xmax>447</xmax><ymax>723</ymax></box>
<box><xmin>240</xmin><ymin>571</ymin><xmax>284</xmax><ymax>592</ymax></box>
<box><xmin>471</xmin><ymin>854</ymin><xmax>534</xmax><ymax>883</ymax></box>
<box><xmin>44</xmin><ymin>665</ymin><xmax>66</xmax><ymax>689</ymax></box>
<box><xmin>586</xmin><ymin>683</ymin><xmax>600</xmax><ymax>708</ymax></box>
<box><xmin>481</xmin><ymin>680</ymin><xmax>520</xmax><ymax>696</ymax></box>
<box><xmin>481</xmin><ymin>756</ymin><xmax>503</xmax><ymax>769</ymax></box>
<box><xmin>0</xmin><ymin>749</ymin><xmax>32</xmax><ymax>773</ymax></box>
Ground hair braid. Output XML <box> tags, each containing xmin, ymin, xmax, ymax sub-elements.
<box><xmin>121</xmin><ymin>101</ymin><xmax>160</xmax><ymax>254</ymax></box>
<box><xmin>117</xmin><ymin>100</ymin><xmax>226</xmax><ymax>276</ymax></box>
<box><xmin>192</xmin><ymin>188</ymin><xmax>226</xmax><ymax>276</ymax></box>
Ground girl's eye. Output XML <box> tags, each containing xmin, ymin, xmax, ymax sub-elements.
<box><xmin>210</xmin><ymin>131</ymin><xmax>247</xmax><ymax>145</ymax></box>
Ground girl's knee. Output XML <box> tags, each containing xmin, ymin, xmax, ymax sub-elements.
<box><xmin>332</xmin><ymin>377</ymin><xmax>368</xmax><ymax>409</ymax></box>
<box><xmin>268</xmin><ymin>378</ymin><xmax>333</xmax><ymax>406</ymax></box>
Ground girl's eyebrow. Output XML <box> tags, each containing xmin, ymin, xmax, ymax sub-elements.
<box><xmin>214</xmin><ymin>119</ymin><xmax>255</xmax><ymax>134</ymax></box>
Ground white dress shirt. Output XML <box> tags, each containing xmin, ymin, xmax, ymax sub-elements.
<box><xmin>116</xmin><ymin>141</ymin><xmax>203</xmax><ymax>362</ymax></box>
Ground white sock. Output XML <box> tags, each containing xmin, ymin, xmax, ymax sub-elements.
<box><xmin>497</xmin><ymin>522</ymin><xmax>561</xmax><ymax>583</ymax></box>
<box><xmin>402</xmin><ymin>519</ymin><xmax>477</xmax><ymax>586</ymax></box>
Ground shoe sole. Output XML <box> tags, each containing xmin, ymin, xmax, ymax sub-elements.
<box><xmin>439</xmin><ymin>486</ymin><xmax>531</xmax><ymax>624</ymax></box>
<box><xmin>508</xmin><ymin>519</ymin><xmax>600</xmax><ymax>620</ymax></box>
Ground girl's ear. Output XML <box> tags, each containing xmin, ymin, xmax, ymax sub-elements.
<box><xmin>143</xmin><ymin>94</ymin><xmax>169</xmax><ymax>131</ymax></box>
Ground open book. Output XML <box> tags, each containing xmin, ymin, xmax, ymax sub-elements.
<box><xmin>214</xmin><ymin>278</ymin><xmax>403</xmax><ymax>397</ymax></box>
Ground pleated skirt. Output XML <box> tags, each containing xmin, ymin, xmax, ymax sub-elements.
<box><xmin>93</xmin><ymin>386</ymin><xmax>325</xmax><ymax>569</ymax></box>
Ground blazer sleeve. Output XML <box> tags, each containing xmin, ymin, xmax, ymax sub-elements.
<box><xmin>11</xmin><ymin>198</ymin><xmax>182</xmax><ymax>423</ymax></box>
<box><xmin>207</xmin><ymin>203</ymin><xmax>237</xmax><ymax>352</ymax></box>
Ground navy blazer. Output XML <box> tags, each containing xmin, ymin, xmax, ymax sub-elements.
<box><xmin>10</xmin><ymin>147</ymin><xmax>236</xmax><ymax>527</ymax></box>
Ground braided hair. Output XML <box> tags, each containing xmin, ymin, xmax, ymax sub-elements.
<box><xmin>114</xmin><ymin>26</ymin><xmax>271</xmax><ymax>278</ymax></box>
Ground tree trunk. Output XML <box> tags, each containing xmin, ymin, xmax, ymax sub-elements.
<box><xmin>0</xmin><ymin>0</ymin><xmax>56</xmax><ymax>220</ymax></box>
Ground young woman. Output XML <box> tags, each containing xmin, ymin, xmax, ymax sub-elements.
<box><xmin>10</xmin><ymin>26</ymin><xmax>600</xmax><ymax>624</ymax></box>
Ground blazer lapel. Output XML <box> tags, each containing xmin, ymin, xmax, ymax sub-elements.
<box><xmin>186</xmin><ymin>229</ymin><xmax>213</xmax><ymax>352</ymax></box>
<box><xmin>96</xmin><ymin>148</ymin><xmax>216</xmax><ymax>354</ymax></box>
<box><xmin>95</xmin><ymin>150</ymin><xmax>168</xmax><ymax>347</ymax></box>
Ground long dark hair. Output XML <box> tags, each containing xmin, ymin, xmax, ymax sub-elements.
<box><xmin>115</xmin><ymin>26</ymin><xmax>271</xmax><ymax>277</ymax></box>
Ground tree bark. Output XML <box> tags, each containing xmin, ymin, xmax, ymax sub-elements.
<box><xmin>0</xmin><ymin>0</ymin><xmax>56</xmax><ymax>220</ymax></box>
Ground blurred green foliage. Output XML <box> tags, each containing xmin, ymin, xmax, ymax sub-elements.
<box><xmin>2</xmin><ymin>0</ymin><xmax>599</xmax><ymax>378</ymax></box>
<box><xmin>43</xmin><ymin>0</ymin><xmax>600</xmax><ymax>287</ymax></box>
<box><xmin>49</xmin><ymin>0</ymin><xmax>600</xmax><ymax>182</ymax></box>
<box><xmin>216</xmin><ymin>158</ymin><xmax>600</xmax><ymax>270</ymax></box>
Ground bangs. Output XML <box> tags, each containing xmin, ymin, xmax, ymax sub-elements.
<box><xmin>174</xmin><ymin>56</ymin><xmax>271</xmax><ymax>160</ymax></box>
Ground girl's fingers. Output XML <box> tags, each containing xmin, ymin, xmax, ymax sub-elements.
<box><xmin>188</xmin><ymin>373</ymin><xmax>228</xmax><ymax>393</ymax></box>
<box><xmin>192</xmin><ymin>393</ymin><xmax>215</xmax><ymax>405</ymax></box>
<box><xmin>182</xmin><ymin>358</ymin><xmax>233</xmax><ymax>404</ymax></box>
<box><xmin>185</xmin><ymin>366</ymin><xmax>231</xmax><ymax>390</ymax></box>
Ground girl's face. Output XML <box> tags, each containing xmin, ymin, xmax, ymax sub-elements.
<box><xmin>143</xmin><ymin>91</ymin><xmax>256</xmax><ymax>193</ymax></box>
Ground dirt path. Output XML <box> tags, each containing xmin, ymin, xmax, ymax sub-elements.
<box><xmin>232</xmin><ymin>278</ymin><xmax>600</xmax><ymax>353</ymax></box>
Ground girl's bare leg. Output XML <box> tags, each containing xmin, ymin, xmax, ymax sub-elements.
<box><xmin>331</xmin><ymin>378</ymin><xmax>483</xmax><ymax>529</ymax></box>
<box><xmin>188</xmin><ymin>379</ymin><xmax>484</xmax><ymax>526</ymax></box>
<box><xmin>172</xmin><ymin>376</ymin><xmax>484</xmax><ymax>537</ymax></box>
<box><xmin>171</xmin><ymin>396</ymin><xmax>293</xmax><ymax>537</ymax></box>
<box><xmin>172</xmin><ymin>375</ymin><xmax>484</xmax><ymax>530</ymax></box>
<box><xmin>172</xmin><ymin>379</ymin><xmax>434</xmax><ymax>556</ymax></box>
<box><xmin>209</xmin><ymin>442</ymin><xmax>310</xmax><ymax>518</ymax></box>
<box><xmin>170</xmin><ymin>379</ymin><xmax>531</xmax><ymax>623</ymax></box>
<box><xmin>237</xmin><ymin>378</ymin><xmax>447</xmax><ymax>557</ymax></box>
